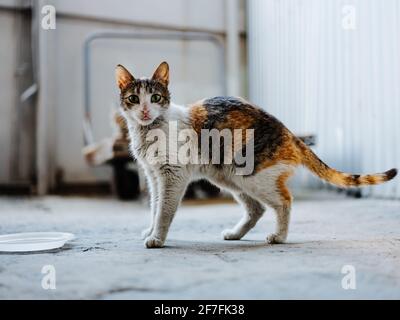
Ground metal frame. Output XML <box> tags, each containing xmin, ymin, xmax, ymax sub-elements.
<box><xmin>82</xmin><ymin>30</ymin><xmax>226</xmax><ymax>146</ymax></box>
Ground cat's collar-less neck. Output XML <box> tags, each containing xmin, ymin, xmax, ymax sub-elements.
<box><xmin>128</xmin><ymin>116</ymin><xmax>165</xmax><ymax>133</ymax></box>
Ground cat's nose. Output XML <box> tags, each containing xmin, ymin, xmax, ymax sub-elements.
<box><xmin>141</xmin><ymin>108</ymin><xmax>151</xmax><ymax>120</ymax></box>
<box><xmin>141</xmin><ymin>109</ymin><xmax>150</xmax><ymax>120</ymax></box>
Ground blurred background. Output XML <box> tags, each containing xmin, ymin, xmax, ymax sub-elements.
<box><xmin>0</xmin><ymin>0</ymin><xmax>399</xmax><ymax>200</ymax></box>
<box><xmin>1</xmin><ymin>0</ymin><xmax>400</xmax><ymax>301</ymax></box>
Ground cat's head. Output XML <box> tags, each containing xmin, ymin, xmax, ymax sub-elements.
<box><xmin>115</xmin><ymin>62</ymin><xmax>171</xmax><ymax>126</ymax></box>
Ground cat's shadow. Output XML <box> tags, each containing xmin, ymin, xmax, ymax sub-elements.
<box><xmin>155</xmin><ymin>238</ymin><xmax>332</xmax><ymax>253</ymax></box>
<box><xmin>159</xmin><ymin>239</ymin><xmax>291</xmax><ymax>253</ymax></box>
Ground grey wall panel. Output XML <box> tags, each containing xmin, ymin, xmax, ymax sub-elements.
<box><xmin>248</xmin><ymin>0</ymin><xmax>400</xmax><ymax>198</ymax></box>
<box><xmin>0</xmin><ymin>11</ymin><xmax>17</xmax><ymax>183</ymax></box>
<box><xmin>0</xmin><ymin>1</ymin><xmax>247</xmax><ymax>187</ymax></box>
<box><xmin>54</xmin><ymin>18</ymin><xmax>225</xmax><ymax>183</ymax></box>
<box><xmin>52</xmin><ymin>0</ymin><xmax>237</xmax><ymax>33</ymax></box>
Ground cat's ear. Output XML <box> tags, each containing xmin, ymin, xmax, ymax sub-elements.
<box><xmin>152</xmin><ymin>61</ymin><xmax>169</xmax><ymax>86</ymax></box>
<box><xmin>115</xmin><ymin>64</ymin><xmax>135</xmax><ymax>90</ymax></box>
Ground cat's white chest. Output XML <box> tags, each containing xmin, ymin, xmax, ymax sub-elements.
<box><xmin>128</xmin><ymin>124</ymin><xmax>169</xmax><ymax>166</ymax></box>
<box><xmin>128</xmin><ymin>130</ymin><xmax>148</xmax><ymax>161</ymax></box>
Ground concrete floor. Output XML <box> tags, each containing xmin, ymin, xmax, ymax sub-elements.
<box><xmin>0</xmin><ymin>190</ymin><xmax>399</xmax><ymax>299</ymax></box>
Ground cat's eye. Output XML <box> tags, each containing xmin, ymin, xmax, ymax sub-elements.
<box><xmin>151</xmin><ymin>94</ymin><xmax>162</xmax><ymax>103</ymax></box>
<box><xmin>127</xmin><ymin>95</ymin><xmax>139</xmax><ymax>104</ymax></box>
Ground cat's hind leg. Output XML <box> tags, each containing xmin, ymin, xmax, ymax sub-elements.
<box><xmin>204</xmin><ymin>174</ymin><xmax>264</xmax><ymax>241</ymax></box>
<box><xmin>266</xmin><ymin>202</ymin><xmax>291</xmax><ymax>244</ymax></box>
<box><xmin>246</xmin><ymin>166</ymin><xmax>294</xmax><ymax>244</ymax></box>
<box><xmin>265</xmin><ymin>172</ymin><xmax>292</xmax><ymax>244</ymax></box>
<box><xmin>222</xmin><ymin>193</ymin><xmax>265</xmax><ymax>240</ymax></box>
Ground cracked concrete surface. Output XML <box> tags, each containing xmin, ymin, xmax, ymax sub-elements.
<box><xmin>0</xmin><ymin>190</ymin><xmax>399</xmax><ymax>299</ymax></box>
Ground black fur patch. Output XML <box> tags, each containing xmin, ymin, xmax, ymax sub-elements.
<box><xmin>385</xmin><ymin>168</ymin><xmax>398</xmax><ymax>181</ymax></box>
<box><xmin>201</xmin><ymin>97</ymin><xmax>285</xmax><ymax>173</ymax></box>
<box><xmin>351</xmin><ymin>174</ymin><xmax>361</xmax><ymax>185</ymax></box>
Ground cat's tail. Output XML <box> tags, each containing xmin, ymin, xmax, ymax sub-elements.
<box><xmin>296</xmin><ymin>138</ymin><xmax>397</xmax><ymax>187</ymax></box>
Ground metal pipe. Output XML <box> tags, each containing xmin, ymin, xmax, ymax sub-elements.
<box><xmin>226</xmin><ymin>0</ymin><xmax>241</xmax><ymax>96</ymax></box>
<box><xmin>34</xmin><ymin>0</ymin><xmax>49</xmax><ymax>195</ymax></box>
<box><xmin>82</xmin><ymin>30</ymin><xmax>226</xmax><ymax>146</ymax></box>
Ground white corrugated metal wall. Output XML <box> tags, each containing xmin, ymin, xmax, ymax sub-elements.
<box><xmin>248</xmin><ymin>0</ymin><xmax>400</xmax><ymax>198</ymax></box>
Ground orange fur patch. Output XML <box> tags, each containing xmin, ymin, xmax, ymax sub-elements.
<box><xmin>361</xmin><ymin>175</ymin><xmax>378</xmax><ymax>185</ymax></box>
<box><xmin>276</xmin><ymin>171</ymin><xmax>293</xmax><ymax>204</ymax></box>
<box><xmin>189</xmin><ymin>101</ymin><xmax>208</xmax><ymax>134</ymax></box>
<box><xmin>216</xmin><ymin>110</ymin><xmax>256</xmax><ymax>153</ymax></box>
<box><xmin>256</xmin><ymin>130</ymin><xmax>302</xmax><ymax>172</ymax></box>
<box><xmin>216</xmin><ymin>110</ymin><xmax>255</xmax><ymax>131</ymax></box>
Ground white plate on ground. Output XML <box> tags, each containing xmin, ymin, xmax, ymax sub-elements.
<box><xmin>0</xmin><ymin>232</ymin><xmax>75</xmax><ymax>252</ymax></box>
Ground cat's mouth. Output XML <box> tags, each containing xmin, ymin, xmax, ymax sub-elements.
<box><xmin>137</xmin><ymin>116</ymin><xmax>154</xmax><ymax>126</ymax></box>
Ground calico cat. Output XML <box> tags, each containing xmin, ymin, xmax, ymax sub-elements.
<box><xmin>115</xmin><ymin>61</ymin><xmax>397</xmax><ymax>248</ymax></box>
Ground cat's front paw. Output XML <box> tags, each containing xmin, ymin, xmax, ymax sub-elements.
<box><xmin>144</xmin><ymin>236</ymin><xmax>164</xmax><ymax>248</ymax></box>
<box><xmin>266</xmin><ymin>233</ymin><xmax>286</xmax><ymax>244</ymax></box>
<box><xmin>222</xmin><ymin>229</ymin><xmax>242</xmax><ymax>240</ymax></box>
<box><xmin>141</xmin><ymin>227</ymin><xmax>153</xmax><ymax>239</ymax></box>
